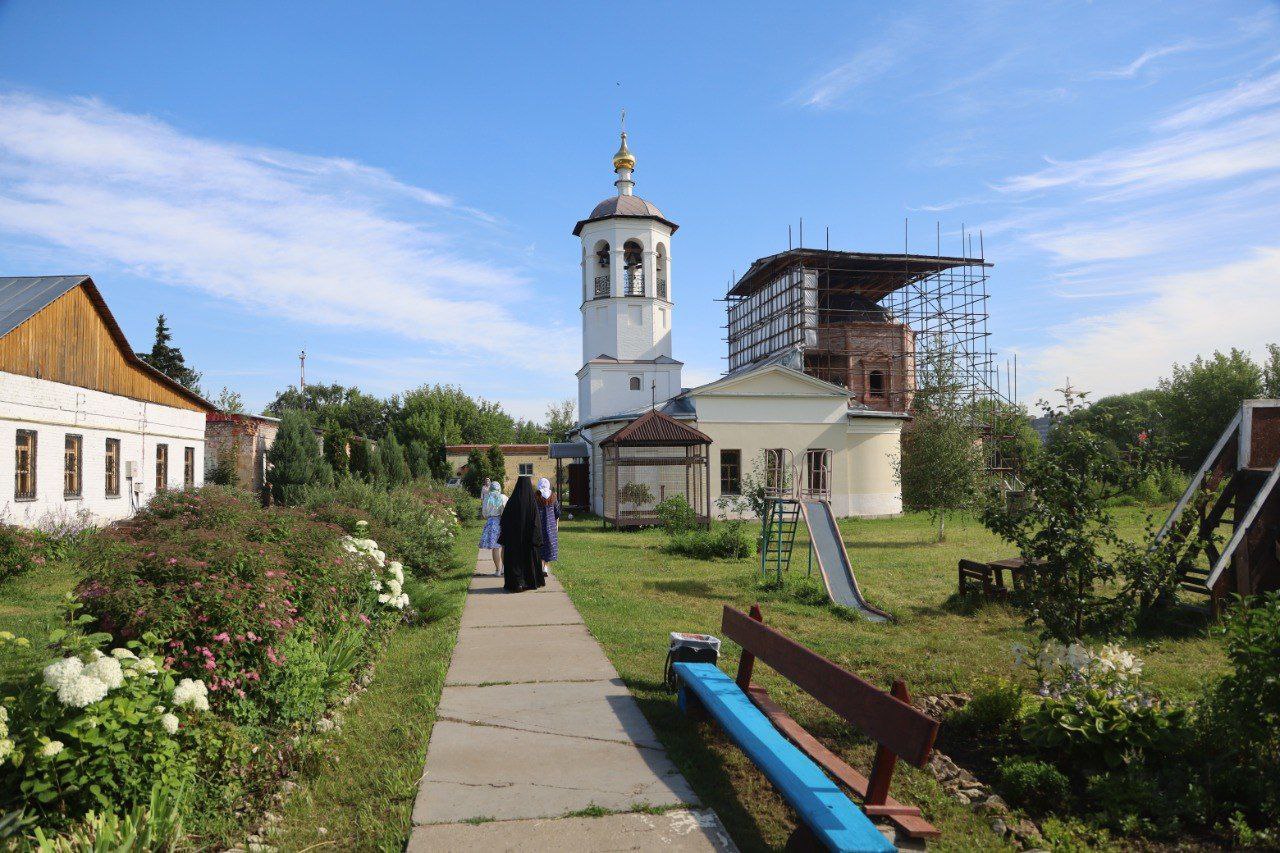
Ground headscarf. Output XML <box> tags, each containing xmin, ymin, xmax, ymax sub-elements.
<box><xmin>537</xmin><ymin>477</ymin><xmax>552</xmax><ymax>500</ymax></box>
<box><xmin>498</xmin><ymin>476</ymin><xmax>544</xmax><ymax>550</ymax></box>
<box><xmin>482</xmin><ymin>481</ymin><xmax>505</xmax><ymax>515</ymax></box>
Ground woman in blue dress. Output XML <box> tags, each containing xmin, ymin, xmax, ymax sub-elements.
<box><xmin>535</xmin><ymin>477</ymin><xmax>561</xmax><ymax>575</ymax></box>
<box><xmin>479</xmin><ymin>481</ymin><xmax>506</xmax><ymax>575</ymax></box>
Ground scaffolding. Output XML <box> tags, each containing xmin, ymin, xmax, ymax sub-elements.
<box><xmin>724</xmin><ymin>243</ymin><xmax>1018</xmax><ymax>478</ymax></box>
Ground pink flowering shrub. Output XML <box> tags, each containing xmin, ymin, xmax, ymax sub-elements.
<box><xmin>77</xmin><ymin>488</ymin><xmax>395</xmax><ymax>725</ymax></box>
<box><xmin>0</xmin><ymin>524</ymin><xmax>47</xmax><ymax>585</ymax></box>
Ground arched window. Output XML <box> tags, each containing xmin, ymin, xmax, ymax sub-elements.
<box><xmin>629</xmin><ymin>376</ymin><xmax>642</xmax><ymax>391</ymax></box>
<box><xmin>593</xmin><ymin>241</ymin><xmax>611</xmax><ymax>299</ymax></box>
<box><xmin>623</xmin><ymin>240</ymin><xmax>644</xmax><ymax>296</ymax></box>
<box><xmin>868</xmin><ymin>369</ymin><xmax>886</xmax><ymax>399</ymax></box>
<box><xmin>655</xmin><ymin>244</ymin><xmax>668</xmax><ymax>299</ymax></box>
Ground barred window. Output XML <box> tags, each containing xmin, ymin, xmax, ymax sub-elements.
<box><xmin>720</xmin><ymin>449</ymin><xmax>742</xmax><ymax>496</ymax></box>
<box><xmin>184</xmin><ymin>447</ymin><xmax>195</xmax><ymax>488</ymax></box>
<box><xmin>64</xmin><ymin>434</ymin><xmax>83</xmax><ymax>498</ymax></box>
<box><xmin>105</xmin><ymin>438</ymin><xmax>121</xmax><ymax>497</ymax></box>
<box><xmin>15</xmin><ymin>430</ymin><xmax>36</xmax><ymax>500</ymax></box>
<box><xmin>155</xmin><ymin>444</ymin><xmax>169</xmax><ymax>492</ymax></box>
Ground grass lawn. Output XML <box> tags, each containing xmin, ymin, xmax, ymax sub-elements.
<box><xmin>0</xmin><ymin>558</ymin><xmax>82</xmax><ymax>693</ymax></box>
<box><xmin>270</xmin><ymin>527</ymin><xmax>475</xmax><ymax>852</ymax></box>
<box><xmin>552</xmin><ymin>507</ymin><xmax>1228</xmax><ymax>852</ymax></box>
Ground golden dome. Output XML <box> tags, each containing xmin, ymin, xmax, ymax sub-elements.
<box><xmin>612</xmin><ymin>132</ymin><xmax>635</xmax><ymax>171</ymax></box>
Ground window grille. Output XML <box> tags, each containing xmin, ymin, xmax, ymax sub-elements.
<box><xmin>15</xmin><ymin>430</ymin><xmax>36</xmax><ymax>500</ymax></box>
<box><xmin>64</xmin><ymin>434</ymin><xmax>83</xmax><ymax>498</ymax></box>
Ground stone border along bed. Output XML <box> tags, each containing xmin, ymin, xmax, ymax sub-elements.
<box><xmin>915</xmin><ymin>694</ymin><xmax>1047</xmax><ymax>851</ymax></box>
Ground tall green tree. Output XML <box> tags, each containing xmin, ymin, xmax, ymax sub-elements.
<box><xmin>1264</xmin><ymin>344</ymin><xmax>1280</xmax><ymax>398</ymax></box>
<box><xmin>897</xmin><ymin>338</ymin><xmax>986</xmax><ymax>542</ymax></box>
<box><xmin>265</xmin><ymin>383</ymin><xmax>388</xmax><ymax>438</ymax></box>
<box><xmin>138</xmin><ymin>314</ymin><xmax>202</xmax><ymax>392</ymax></box>
<box><xmin>486</xmin><ymin>445</ymin><xmax>507</xmax><ymax>486</ymax></box>
<box><xmin>214</xmin><ymin>386</ymin><xmax>245</xmax><ymax>414</ymax></box>
<box><xmin>1061</xmin><ymin>388</ymin><xmax>1172</xmax><ymax>462</ymax></box>
<box><xmin>405</xmin><ymin>441</ymin><xmax>435</xmax><ymax>480</ymax></box>
<box><xmin>545</xmin><ymin>400</ymin><xmax>577</xmax><ymax>443</ymax></box>
<box><xmin>322</xmin><ymin>421</ymin><xmax>351</xmax><ymax>478</ymax></box>
<box><xmin>461</xmin><ymin>448</ymin><xmax>489</xmax><ymax>495</ymax></box>
<box><xmin>1159</xmin><ymin>348</ymin><xmax>1264</xmax><ymax>466</ymax></box>
<box><xmin>379</xmin><ymin>431</ymin><xmax>410</xmax><ymax>486</ymax></box>
<box><xmin>348</xmin><ymin>438</ymin><xmax>373</xmax><ymax>480</ymax></box>
<box><xmin>266</xmin><ymin>410</ymin><xmax>326</xmax><ymax>505</ymax></box>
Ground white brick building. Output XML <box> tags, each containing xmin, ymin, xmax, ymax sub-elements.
<box><xmin>0</xmin><ymin>276</ymin><xmax>213</xmax><ymax>529</ymax></box>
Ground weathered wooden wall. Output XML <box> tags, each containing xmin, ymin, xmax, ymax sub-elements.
<box><xmin>0</xmin><ymin>285</ymin><xmax>202</xmax><ymax>411</ymax></box>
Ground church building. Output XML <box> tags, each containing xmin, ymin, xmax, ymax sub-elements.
<box><xmin>567</xmin><ymin>133</ymin><xmax>908</xmax><ymax>522</ymax></box>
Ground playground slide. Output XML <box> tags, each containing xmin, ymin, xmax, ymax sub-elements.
<box><xmin>800</xmin><ymin>500</ymin><xmax>892</xmax><ymax>623</ymax></box>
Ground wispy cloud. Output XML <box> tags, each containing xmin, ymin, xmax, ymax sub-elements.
<box><xmin>0</xmin><ymin>91</ymin><xmax>576</xmax><ymax>372</ymax></box>
<box><xmin>1031</xmin><ymin>248</ymin><xmax>1280</xmax><ymax>398</ymax></box>
<box><xmin>1157</xmin><ymin>67</ymin><xmax>1280</xmax><ymax>129</ymax></box>
<box><xmin>1090</xmin><ymin>42</ymin><xmax>1193</xmax><ymax>80</ymax></box>
<box><xmin>792</xmin><ymin>42</ymin><xmax>901</xmax><ymax>109</ymax></box>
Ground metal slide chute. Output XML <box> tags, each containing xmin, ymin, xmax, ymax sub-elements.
<box><xmin>799</xmin><ymin>500</ymin><xmax>892</xmax><ymax>623</ymax></box>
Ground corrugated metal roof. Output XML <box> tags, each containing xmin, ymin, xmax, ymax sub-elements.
<box><xmin>0</xmin><ymin>276</ymin><xmax>91</xmax><ymax>339</ymax></box>
<box><xmin>601</xmin><ymin>408</ymin><xmax>711</xmax><ymax>447</ymax></box>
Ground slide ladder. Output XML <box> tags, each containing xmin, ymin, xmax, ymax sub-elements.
<box><xmin>799</xmin><ymin>500</ymin><xmax>892</xmax><ymax>623</ymax></box>
<box><xmin>760</xmin><ymin>498</ymin><xmax>801</xmax><ymax>582</ymax></box>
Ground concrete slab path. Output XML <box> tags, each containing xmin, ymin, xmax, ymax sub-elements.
<box><xmin>410</xmin><ymin>551</ymin><xmax>736</xmax><ymax>852</ymax></box>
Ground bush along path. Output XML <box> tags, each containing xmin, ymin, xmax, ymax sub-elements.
<box><xmin>408</xmin><ymin>550</ymin><xmax>736</xmax><ymax>851</ymax></box>
<box><xmin>0</xmin><ymin>484</ymin><xmax>463</xmax><ymax>849</ymax></box>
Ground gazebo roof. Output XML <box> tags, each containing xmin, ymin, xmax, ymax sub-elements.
<box><xmin>601</xmin><ymin>408</ymin><xmax>711</xmax><ymax>447</ymax></box>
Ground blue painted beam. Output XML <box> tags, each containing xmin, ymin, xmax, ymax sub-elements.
<box><xmin>674</xmin><ymin>662</ymin><xmax>895</xmax><ymax>853</ymax></box>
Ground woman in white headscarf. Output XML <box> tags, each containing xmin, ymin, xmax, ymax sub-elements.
<box><xmin>479</xmin><ymin>481</ymin><xmax>507</xmax><ymax>575</ymax></box>
<box><xmin>535</xmin><ymin>477</ymin><xmax>561</xmax><ymax>576</ymax></box>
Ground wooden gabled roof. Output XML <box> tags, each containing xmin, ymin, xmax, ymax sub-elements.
<box><xmin>0</xmin><ymin>275</ymin><xmax>213</xmax><ymax>412</ymax></box>
<box><xmin>601</xmin><ymin>408</ymin><xmax>711</xmax><ymax>447</ymax></box>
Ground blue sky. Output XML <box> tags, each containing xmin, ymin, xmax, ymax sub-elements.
<box><xmin>1</xmin><ymin>1</ymin><xmax>1277</xmax><ymax>420</ymax></box>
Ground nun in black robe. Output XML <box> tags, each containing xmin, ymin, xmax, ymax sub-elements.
<box><xmin>498</xmin><ymin>477</ymin><xmax>545</xmax><ymax>592</ymax></box>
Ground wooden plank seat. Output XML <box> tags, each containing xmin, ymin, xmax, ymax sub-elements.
<box><xmin>958</xmin><ymin>558</ymin><xmax>1038</xmax><ymax>598</ymax></box>
<box><xmin>673</xmin><ymin>604</ymin><xmax>940</xmax><ymax>849</ymax></box>
<box><xmin>673</xmin><ymin>662</ymin><xmax>895</xmax><ymax>853</ymax></box>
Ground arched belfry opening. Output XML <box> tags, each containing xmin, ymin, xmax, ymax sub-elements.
<box><xmin>656</xmin><ymin>244</ymin><xmax>668</xmax><ymax>299</ymax></box>
<box><xmin>592</xmin><ymin>240</ymin><xmax>611</xmax><ymax>299</ymax></box>
<box><xmin>623</xmin><ymin>240</ymin><xmax>644</xmax><ymax>296</ymax></box>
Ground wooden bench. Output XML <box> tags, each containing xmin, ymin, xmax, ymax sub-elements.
<box><xmin>958</xmin><ymin>558</ymin><xmax>1036</xmax><ymax>599</ymax></box>
<box><xmin>674</xmin><ymin>605</ymin><xmax>940</xmax><ymax>850</ymax></box>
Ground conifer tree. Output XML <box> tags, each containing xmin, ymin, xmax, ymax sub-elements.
<box><xmin>487</xmin><ymin>444</ymin><xmax>506</xmax><ymax>486</ymax></box>
<box><xmin>138</xmin><ymin>314</ymin><xmax>203</xmax><ymax>392</ymax></box>
<box><xmin>462</xmin><ymin>448</ymin><xmax>488</xmax><ymax>495</ymax></box>
<box><xmin>380</xmin><ymin>431</ymin><xmax>410</xmax><ymax>486</ymax></box>
<box><xmin>266</xmin><ymin>410</ymin><xmax>325</xmax><ymax>505</ymax></box>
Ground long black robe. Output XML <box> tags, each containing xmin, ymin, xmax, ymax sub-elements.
<box><xmin>498</xmin><ymin>477</ymin><xmax>545</xmax><ymax>592</ymax></box>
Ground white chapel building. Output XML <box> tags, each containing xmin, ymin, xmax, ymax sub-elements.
<box><xmin>567</xmin><ymin>134</ymin><xmax>906</xmax><ymax>521</ymax></box>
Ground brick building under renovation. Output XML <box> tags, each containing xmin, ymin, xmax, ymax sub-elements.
<box><xmin>725</xmin><ymin>248</ymin><xmax>998</xmax><ymax>414</ymax></box>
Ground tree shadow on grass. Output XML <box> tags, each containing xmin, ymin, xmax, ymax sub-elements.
<box><xmin>644</xmin><ymin>579</ymin><xmax>734</xmax><ymax>601</ymax></box>
<box><xmin>844</xmin><ymin>540</ymin><xmax>941</xmax><ymax>550</ymax></box>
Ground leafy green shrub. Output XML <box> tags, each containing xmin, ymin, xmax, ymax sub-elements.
<box><xmin>617</xmin><ymin>481</ymin><xmax>653</xmax><ymax>509</ymax></box>
<box><xmin>0</xmin><ymin>625</ymin><xmax>212</xmax><ymax>831</ymax></box>
<box><xmin>949</xmin><ymin>679</ymin><xmax>1023</xmax><ymax>741</ymax></box>
<box><xmin>303</xmin><ymin>479</ymin><xmax>459</xmax><ymax>578</ymax></box>
<box><xmin>0</xmin><ymin>525</ymin><xmax>42</xmax><ymax>586</ymax></box>
<box><xmin>655</xmin><ymin>495</ymin><xmax>697</xmax><ymax>533</ymax></box>
<box><xmin>259</xmin><ymin>634</ymin><xmax>327</xmax><ymax>726</ymax></box>
<box><xmin>1018</xmin><ymin>640</ymin><xmax>1184</xmax><ymax>771</ymax></box>
<box><xmin>1198</xmin><ymin>592</ymin><xmax>1280</xmax><ymax>833</ymax></box>
<box><xmin>442</xmin><ymin>486</ymin><xmax>479</xmax><ymax>525</ymax></box>
<box><xmin>994</xmin><ymin>757</ymin><xmax>1069</xmax><ymax>813</ymax></box>
<box><xmin>77</xmin><ymin>487</ymin><xmax>399</xmax><ymax>725</ymax></box>
<box><xmin>1085</xmin><ymin>765</ymin><xmax>1187</xmax><ymax>837</ymax></box>
<box><xmin>664</xmin><ymin>522</ymin><xmax>754</xmax><ymax>560</ymax></box>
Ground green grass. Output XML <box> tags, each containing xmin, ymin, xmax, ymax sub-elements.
<box><xmin>552</xmin><ymin>508</ymin><xmax>1228</xmax><ymax>852</ymax></box>
<box><xmin>270</xmin><ymin>530</ymin><xmax>475</xmax><ymax>852</ymax></box>
<box><xmin>0</xmin><ymin>558</ymin><xmax>82</xmax><ymax>692</ymax></box>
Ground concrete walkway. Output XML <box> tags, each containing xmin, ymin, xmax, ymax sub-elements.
<box><xmin>409</xmin><ymin>552</ymin><xmax>737</xmax><ymax>852</ymax></box>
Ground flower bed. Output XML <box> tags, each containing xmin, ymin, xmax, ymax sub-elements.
<box><xmin>0</xmin><ymin>484</ymin><xmax>460</xmax><ymax>846</ymax></box>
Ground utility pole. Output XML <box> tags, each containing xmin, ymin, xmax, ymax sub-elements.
<box><xmin>299</xmin><ymin>349</ymin><xmax>307</xmax><ymax>410</ymax></box>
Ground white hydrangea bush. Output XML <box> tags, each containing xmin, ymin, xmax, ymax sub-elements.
<box><xmin>0</xmin><ymin>629</ymin><xmax>212</xmax><ymax>816</ymax></box>
<box><xmin>342</xmin><ymin>523</ymin><xmax>411</xmax><ymax>612</ymax></box>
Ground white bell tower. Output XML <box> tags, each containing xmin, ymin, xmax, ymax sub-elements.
<box><xmin>573</xmin><ymin>127</ymin><xmax>682</xmax><ymax>423</ymax></box>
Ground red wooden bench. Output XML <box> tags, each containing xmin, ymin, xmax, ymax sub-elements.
<box><xmin>723</xmin><ymin>604</ymin><xmax>940</xmax><ymax>841</ymax></box>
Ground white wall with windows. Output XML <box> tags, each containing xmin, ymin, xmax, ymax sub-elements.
<box><xmin>0</xmin><ymin>370</ymin><xmax>206</xmax><ymax>529</ymax></box>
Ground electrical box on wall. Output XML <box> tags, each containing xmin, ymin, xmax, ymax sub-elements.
<box><xmin>125</xmin><ymin>460</ymin><xmax>137</xmax><ymax>478</ymax></box>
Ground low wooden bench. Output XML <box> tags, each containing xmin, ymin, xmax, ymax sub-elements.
<box><xmin>958</xmin><ymin>558</ymin><xmax>1037</xmax><ymax>599</ymax></box>
<box><xmin>674</xmin><ymin>605</ymin><xmax>940</xmax><ymax>850</ymax></box>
